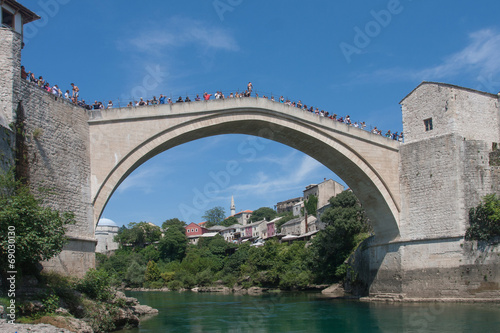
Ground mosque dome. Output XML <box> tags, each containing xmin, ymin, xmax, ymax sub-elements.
<box><xmin>98</xmin><ymin>218</ymin><xmax>118</xmax><ymax>227</ymax></box>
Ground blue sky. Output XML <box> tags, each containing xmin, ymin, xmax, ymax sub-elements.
<box><xmin>17</xmin><ymin>0</ymin><xmax>500</xmax><ymax>227</ymax></box>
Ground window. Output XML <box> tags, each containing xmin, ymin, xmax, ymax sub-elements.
<box><xmin>424</xmin><ymin>118</ymin><xmax>433</xmax><ymax>131</ymax></box>
<box><xmin>2</xmin><ymin>8</ymin><xmax>14</xmax><ymax>29</ymax></box>
<box><xmin>195</xmin><ymin>228</ymin><xmax>198</xmax><ymax>232</ymax></box>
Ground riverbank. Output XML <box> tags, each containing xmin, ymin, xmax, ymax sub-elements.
<box><xmin>123</xmin><ymin>283</ymin><xmax>330</xmax><ymax>295</ymax></box>
<box><xmin>0</xmin><ymin>319</ymin><xmax>73</xmax><ymax>333</ymax></box>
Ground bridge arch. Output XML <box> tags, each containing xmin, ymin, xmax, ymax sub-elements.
<box><xmin>89</xmin><ymin>98</ymin><xmax>401</xmax><ymax>243</ymax></box>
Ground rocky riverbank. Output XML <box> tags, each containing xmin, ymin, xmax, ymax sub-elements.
<box><xmin>0</xmin><ymin>291</ymin><xmax>158</xmax><ymax>333</ymax></box>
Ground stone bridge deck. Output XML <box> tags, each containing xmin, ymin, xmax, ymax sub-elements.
<box><xmin>88</xmin><ymin>97</ymin><xmax>401</xmax><ymax>241</ymax></box>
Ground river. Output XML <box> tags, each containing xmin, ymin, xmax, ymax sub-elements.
<box><xmin>117</xmin><ymin>291</ymin><xmax>500</xmax><ymax>332</ymax></box>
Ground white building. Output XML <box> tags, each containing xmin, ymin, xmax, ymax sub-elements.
<box><xmin>95</xmin><ymin>218</ymin><xmax>120</xmax><ymax>253</ymax></box>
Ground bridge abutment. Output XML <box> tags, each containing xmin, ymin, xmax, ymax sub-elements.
<box><xmin>356</xmin><ymin>82</ymin><xmax>500</xmax><ymax>299</ymax></box>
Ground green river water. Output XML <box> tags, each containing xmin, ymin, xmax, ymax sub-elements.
<box><xmin>117</xmin><ymin>291</ymin><xmax>500</xmax><ymax>332</ymax></box>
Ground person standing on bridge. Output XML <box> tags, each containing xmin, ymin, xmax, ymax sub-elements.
<box><xmin>247</xmin><ymin>82</ymin><xmax>253</xmax><ymax>94</ymax></box>
<box><xmin>71</xmin><ymin>83</ymin><xmax>79</xmax><ymax>103</ymax></box>
<box><xmin>203</xmin><ymin>92</ymin><xmax>212</xmax><ymax>100</ymax></box>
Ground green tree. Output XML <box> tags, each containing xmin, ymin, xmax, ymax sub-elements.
<box><xmin>0</xmin><ymin>171</ymin><xmax>75</xmax><ymax>284</ymax></box>
<box><xmin>125</xmin><ymin>260</ymin><xmax>145</xmax><ymax>287</ymax></box>
<box><xmin>249</xmin><ymin>207</ymin><xmax>277</xmax><ymax>222</ymax></box>
<box><xmin>140</xmin><ymin>244</ymin><xmax>160</xmax><ymax>262</ymax></box>
<box><xmin>466</xmin><ymin>194</ymin><xmax>500</xmax><ymax>242</ymax></box>
<box><xmin>115</xmin><ymin>221</ymin><xmax>161</xmax><ymax>248</ymax></box>
<box><xmin>159</xmin><ymin>227</ymin><xmax>188</xmax><ymax>262</ymax></box>
<box><xmin>161</xmin><ymin>218</ymin><xmax>186</xmax><ymax>234</ymax></box>
<box><xmin>202</xmin><ymin>206</ymin><xmax>226</xmax><ymax>227</ymax></box>
<box><xmin>310</xmin><ymin>190</ymin><xmax>370</xmax><ymax>282</ymax></box>
<box><xmin>222</xmin><ymin>216</ymin><xmax>238</xmax><ymax>227</ymax></box>
<box><xmin>145</xmin><ymin>260</ymin><xmax>161</xmax><ymax>282</ymax></box>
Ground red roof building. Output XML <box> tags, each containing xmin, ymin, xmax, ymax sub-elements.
<box><xmin>185</xmin><ymin>222</ymin><xmax>208</xmax><ymax>237</ymax></box>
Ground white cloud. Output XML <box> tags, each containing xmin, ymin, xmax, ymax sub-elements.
<box><xmin>227</xmin><ymin>155</ymin><xmax>324</xmax><ymax>197</ymax></box>
<box><xmin>116</xmin><ymin>164</ymin><xmax>169</xmax><ymax>194</ymax></box>
<box><xmin>124</xmin><ymin>16</ymin><xmax>239</xmax><ymax>55</ymax></box>
<box><xmin>416</xmin><ymin>29</ymin><xmax>500</xmax><ymax>80</ymax></box>
<box><xmin>353</xmin><ymin>28</ymin><xmax>500</xmax><ymax>90</ymax></box>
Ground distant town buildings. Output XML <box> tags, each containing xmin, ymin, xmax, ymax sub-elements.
<box><xmin>182</xmin><ymin>178</ymin><xmax>345</xmax><ymax>245</ymax></box>
<box><xmin>95</xmin><ymin>218</ymin><xmax>120</xmax><ymax>253</ymax></box>
<box><xmin>303</xmin><ymin>178</ymin><xmax>344</xmax><ymax>212</ymax></box>
<box><xmin>276</xmin><ymin>197</ymin><xmax>302</xmax><ymax>214</ymax></box>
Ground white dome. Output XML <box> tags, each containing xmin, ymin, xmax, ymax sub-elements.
<box><xmin>98</xmin><ymin>218</ymin><xmax>118</xmax><ymax>227</ymax></box>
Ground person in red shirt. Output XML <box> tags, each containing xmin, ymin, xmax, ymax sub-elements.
<box><xmin>203</xmin><ymin>92</ymin><xmax>212</xmax><ymax>100</ymax></box>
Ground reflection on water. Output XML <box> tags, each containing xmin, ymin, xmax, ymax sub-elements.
<box><xmin>116</xmin><ymin>291</ymin><xmax>500</xmax><ymax>333</ymax></box>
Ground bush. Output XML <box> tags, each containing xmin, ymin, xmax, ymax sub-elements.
<box><xmin>76</xmin><ymin>269</ymin><xmax>114</xmax><ymax>302</ymax></box>
<box><xmin>144</xmin><ymin>261</ymin><xmax>161</xmax><ymax>282</ymax></box>
<box><xmin>196</xmin><ymin>268</ymin><xmax>213</xmax><ymax>286</ymax></box>
<box><xmin>466</xmin><ymin>194</ymin><xmax>500</xmax><ymax>243</ymax></box>
<box><xmin>125</xmin><ymin>261</ymin><xmax>145</xmax><ymax>287</ymax></box>
<box><xmin>167</xmin><ymin>280</ymin><xmax>183</xmax><ymax>291</ymax></box>
<box><xmin>161</xmin><ymin>271</ymin><xmax>175</xmax><ymax>283</ymax></box>
<box><xmin>82</xmin><ymin>299</ymin><xmax>117</xmax><ymax>333</ymax></box>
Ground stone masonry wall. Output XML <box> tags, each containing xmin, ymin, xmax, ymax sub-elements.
<box><xmin>18</xmin><ymin>80</ymin><xmax>94</xmax><ymax>277</ymax></box>
<box><xmin>0</xmin><ymin>126</ymin><xmax>15</xmax><ymax>174</ymax></box>
<box><xmin>19</xmin><ymin>80</ymin><xmax>93</xmax><ymax>239</ymax></box>
<box><xmin>401</xmin><ymin>82</ymin><xmax>499</xmax><ymax>145</ymax></box>
<box><xmin>0</xmin><ymin>28</ymin><xmax>21</xmax><ymax>128</ymax></box>
<box><xmin>399</xmin><ymin>134</ymin><xmax>468</xmax><ymax>239</ymax></box>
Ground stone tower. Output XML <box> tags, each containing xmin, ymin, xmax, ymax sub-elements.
<box><xmin>362</xmin><ymin>81</ymin><xmax>500</xmax><ymax>299</ymax></box>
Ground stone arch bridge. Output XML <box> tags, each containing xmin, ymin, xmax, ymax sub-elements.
<box><xmin>88</xmin><ymin>97</ymin><xmax>401</xmax><ymax>243</ymax></box>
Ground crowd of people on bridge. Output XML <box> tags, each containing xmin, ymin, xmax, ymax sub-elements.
<box><xmin>20</xmin><ymin>68</ymin><xmax>403</xmax><ymax>142</ymax></box>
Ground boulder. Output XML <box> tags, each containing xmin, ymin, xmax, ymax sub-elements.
<box><xmin>321</xmin><ymin>283</ymin><xmax>346</xmax><ymax>297</ymax></box>
<box><xmin>131</xmin><ymin>304</ymin><xmax>159</xmax><ymax>317</ymax></box>
<box><xmin>36</xmin><ymin>315</ymin><xmax>93</xmax><ymax>333</ymax></box>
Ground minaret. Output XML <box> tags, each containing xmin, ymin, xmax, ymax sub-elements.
<box><xmin>230</xmin><ymin>195</ymin><xmax>236</xmax><ymax>216</ymax></box>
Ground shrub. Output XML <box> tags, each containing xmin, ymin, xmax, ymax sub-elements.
<box><xmin>144</xmin><ymin>260</ymin><xmax>161</xmax><ymax>282</ymax></box>
<box><xmin>76</xmin><ymin>269</ymin><xmax>114</xmax><ymax>302</ymax></box>
<box><xmin>161</xmin><ymin>271</ymin><xmax>175</xmax><ymax>283</ymax></box>
<box><xmin>167</xmin><ymin>280</ymin><xmax>183</xmax><ymax>291</ymax></box>
<box><xmin>82</xmin><ymin>299</ymin><xmax>117</xmax><ymax>333</ymax></box>
<box><xmin>466</xmin><ymin>194</ymin><xmax>500</xmax><ymax>243</ymax></box>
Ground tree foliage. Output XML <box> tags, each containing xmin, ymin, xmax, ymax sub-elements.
<box><xmin>0</xmin><ymin>170</ymin><xmax>75</xmax><ymax>279</ymax></box>
<box><xmin>159</xmin><ymin>227</ymin><xmax>188</xmax><ymax>262</ymax></box>
<box><xmin>162</xmin><ymin>218</ymin><xmax>186</xmax><ymax>233</ymax></box>
<box><xmin>114</xmin><ymin>221</ymin><xmax>161</xmax><ymax>248</ymax></box>
<box><xmin>304</xmin><ymin>195</ymin><xmax>318</xmax><ymax>216</ymax></box>
<box><xmin>466</xmin><ymin>194</ymin><xmax>500</xmax><ymax>242</ymax></box>
<box><xmin>222</xmin><ymin>216</ymin><xmax>238</xmax><ymax>227</ymax></box>
<box><xmin>249</xmin><ymin>207</ymin><xmax>277</xmax><ymax>222</ymax></box>
<box><xmin>202</xmin><ymin>206</ymin><xmax>226</xmax><ymax>227</ymax></box>
<box><xmin>145</xmin><ymin>260</ymin><xmax>161</xmax><ymax>282</ymax></box>
<box><xmin>310</xmin><ymin>190</ymin><xmax>370</xmax><ymax>282</ymax></box>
